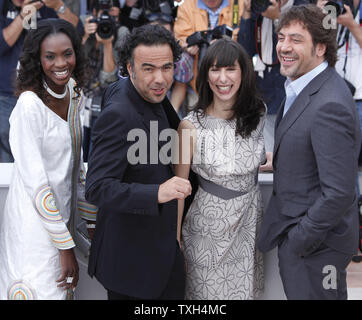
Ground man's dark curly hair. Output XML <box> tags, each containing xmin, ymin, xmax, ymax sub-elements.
<box><xmin>195</xmin><ymin>38</ymin><xmax>265</xmax><ymax>138</ymax></box>
<box><xmin>117</xmin><ymin>24</ymin><xmax>182</xmax><ymax>76</ymax></box>
<box><xmin>15</xmin><ymin>18</ymin><xmax>88</xmax><ymax>101</ymax></box>
<box><xmin>275</xmin><ymin>4</ymin><xmax>338</xmax><ymax>67</ymax></box>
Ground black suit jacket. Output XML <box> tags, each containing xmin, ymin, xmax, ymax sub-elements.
<box><xmin>85</xmin><ymin>78</ymin><xmax>183</xmax><ymax>298</ymax></box>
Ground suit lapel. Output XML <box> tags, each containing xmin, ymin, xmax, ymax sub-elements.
<box><xmin>273</xmin><ymin>67</ymin><xmax>334</xmax><ymax>159</ymax></box>
<box><xmin>275</xmin><ymin>97</ymin><xmax>285</xmax><ymax>131</ymax></box>
<box><xmin>162</xmin><ymin>98</ymin><xmax>180</xmax><ymax>131</ymax></box>
<box><xmin>273</xmin><ymin>93</ymin><xmax>311</xmax><ymax>157</ymax></box>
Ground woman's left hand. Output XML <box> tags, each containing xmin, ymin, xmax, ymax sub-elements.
<box><xmin>259</xmin><ymin>152</ymin><xmax>273</xmax><ymax>172</ymax></box>
<box><xmin>56</xmin><ymin>248</ymin><xmax>79</xmax><ymax>291</ymax></box>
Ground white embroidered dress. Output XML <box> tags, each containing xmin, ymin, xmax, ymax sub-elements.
<box><xmin>0</xmin><ymin>80</ymin><xmax>97</xmax><ymax>300</ymax></box>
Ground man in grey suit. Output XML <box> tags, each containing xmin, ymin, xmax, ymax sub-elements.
<box><xmin>258</xmin><ymin>4</ymin><xmax>361</xmax><ymax>299</ymax></box>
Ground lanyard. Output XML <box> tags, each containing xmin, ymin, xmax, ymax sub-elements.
<box><xmin>232</xmin><ymin>0</ymin><xmax>239</xmax><ymax>28</ymax></box>
<box><xmin>255</xmin><ymin>14</ymin><xmax>279</xmax><ymax>67</ymax></box>
<box><xmin>206</xmin><ymin>0</ymin><xmax>240</xmax><ymax>30</ymax></box>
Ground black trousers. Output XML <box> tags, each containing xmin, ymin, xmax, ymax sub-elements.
<box><xmin>107</xmin><ymin>244</ymin><xmax>185</xmax><ymax>300</ymax></box>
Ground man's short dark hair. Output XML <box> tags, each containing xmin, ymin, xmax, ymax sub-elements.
<box><xmin>118</xmin><ymin>24</ymin><xmax>182</xmax><ymax>76</ymax></box>
<box><xmin>276</xmin><ymin>4</ymin><xmax>338</xmax><ymax>67</ymax></box>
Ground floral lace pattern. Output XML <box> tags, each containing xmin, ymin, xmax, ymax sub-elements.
<box><xmin>182</xmin><ymin>111</ymin><xmax>265</xmax><ymax>300</ymax></box>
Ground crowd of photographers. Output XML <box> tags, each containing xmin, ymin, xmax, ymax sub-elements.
<box><xmin>0</xmin><ymin>0</ymin><xmax>361</xmax><ymax>163</ymax></box>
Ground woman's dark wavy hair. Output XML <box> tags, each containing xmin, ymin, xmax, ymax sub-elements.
<box><xmin>15</xmin><ymin>18</ymin><xmax>88</xmax><ymax>101</ymax></box>
<box><xmin>275</xmin><ymin>4</ymin><xmax>338</xmax><ymax>67</ymax></box>
<box><xmin>195</xmin><ymin>38</ymin><xmax>265</xmax><ymax>138</ymax></box>
<box><xmin>117</xmin><ymin>24</ymin><xmax>182</xmax><ymax>76</ymax></box>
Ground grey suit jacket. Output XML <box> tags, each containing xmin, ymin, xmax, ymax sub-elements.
<box><xmin>257</xmin><ymin>66</ymin><xmax>361</xmax><ymax>257</ymax></box>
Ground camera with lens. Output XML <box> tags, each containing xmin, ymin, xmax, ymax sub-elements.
<box><xmin>186</xmin><ymin>24</ymin><xmax>233</xmax><ymax>47</ymax></box>
<box><xmin>89</xmin><ymin>0</ymin><xmax>116</xmax><ymax>39</ymax></box>
<box><xmin>120</xmin><ymin>0</ymin><xmax>177</xmax><ymax>30</ymax></box>
<box><xmin>324</xmin><ymin>0</ymin><xmax>351</xmax><ymax>17</ymax></box>
<box><xmin>143</xmin><ymin>0</ymin><xmax>174</xmax><ymax>16</ymax></box>
<box><xmin>186</xmin><ymin>24</ymin><xmax>233</xmax><ymax>68</ymax></box>
<box><xmin>250</xmin><ymin>0</ymin><xmax>274</xmax><ymax>14</ymax></box>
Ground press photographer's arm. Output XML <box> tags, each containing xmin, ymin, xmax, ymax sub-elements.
<box><xmin>1</xmin><ymin>0</ymin><xmax>42</xmax><ymax>48</ymax></box>
<box><xmin>2</xmin><ymin>0</ymin><xmax>79</xmax><ymax>49</ymax></box>
<box><xmin>318</xmin><ymin>0</ymin><xmax>362</xmax><ymax>48</ymax></box>
<box><xmin>81</xmin><ymin>15</ymin><xmax>117</xmax><ymax>82</ymax></box>
<box><xmin>47</xmin><ymin>0</ymin><xmax>79</xmax><ymax>27</ymax></box>
<box><xmin>337</xmin><ymin>2</ymin><xmax>362</xmax><ymax>47</ymax></box>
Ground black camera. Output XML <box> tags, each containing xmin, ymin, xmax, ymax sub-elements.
<box><xmin>186</xmin><ymin>24</ymin><xmax>233</xmax><ymax>47</ymax></box>
<box><xmin>142</xmin><ymin>0</ymin><xmax>173</xmax><ymax>15</ymax></box>
<box><xmin>251</xmin><ymin>0</ymin><xmax>273</xmax><ymax>14</ymax></box>
<box><xmin>89</xmin><ymin>0</ymin><xmax>116</xmax><ymax>39</ymax></box>
<box><xmin>324</xmin><ymin>0</ymin><xmax>348</xmax><ymax>16</ymax></box>
<box><xmin>186</xmin><ymin>25</ymin><xmax>233</xmax><ymax>68</ymax></box>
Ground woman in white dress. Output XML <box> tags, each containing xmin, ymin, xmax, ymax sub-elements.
<box><xmin>0</xmin><ymin>19</ymin><xmax>97</xmax><ymax>300</ymax></box>
<box><xmin>176</xmin><ymin>39</ymin><xmax>270</xmax><ymax>300</ymax></box>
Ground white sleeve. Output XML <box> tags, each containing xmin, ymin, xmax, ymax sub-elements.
<box><xmin>9</xmin><ymin>92</ymin><xmax>75</xmax><ymax>250</ymax></box>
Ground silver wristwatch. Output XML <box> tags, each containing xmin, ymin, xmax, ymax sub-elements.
<box><xmin>56</xmin><ymin>3</ymin><xmax>66</xmax><ymax>15</ymax></box>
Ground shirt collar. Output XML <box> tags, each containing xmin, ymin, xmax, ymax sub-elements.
<box><xmin>284</xmin><ymin>60</ymin><xmax>328</xmax><ymax>97</ymax></box>
<box><xmin>198</xmin><ymin>0</ymin><xmax>229</xmax><ymax>13</ymax></box>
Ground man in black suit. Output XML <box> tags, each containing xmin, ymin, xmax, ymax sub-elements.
<box><xmin>85</xmin><ymin>24</ymin><xmax>192</xmax><ymax>300</ymax></box>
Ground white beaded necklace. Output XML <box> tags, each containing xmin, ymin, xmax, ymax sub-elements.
<box><xmin>43</xmin><ymin>80</ymin><xmax>68</xmax><ymax>99</ymax></box>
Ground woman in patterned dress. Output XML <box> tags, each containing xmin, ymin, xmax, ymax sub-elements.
<box><xmin>175</xmin><ymin>38</ymin><xmax>269</xmax><ymax>300</ymax></box>
<box><xmin>0</xmin><ymin>19</ymin><xmax>97</xmax><ymax>300</ymax></box>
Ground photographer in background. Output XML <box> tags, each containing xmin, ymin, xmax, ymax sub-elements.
<box><xmin>0</xmin><ymin>0</ymin><xmax>83</xmax><ymax>162</ymax></box>
<box><xmin>237</xmin><ymin>0</ymin><xmax>307</xmax><ymax>152</ymax></box>
<box><xmin>174</xmin><ymin>0</ymin><xmax>244</xmax><ymax>94</ymax></box>
<box><xmin>81</xmin><ymin>0</ymin><xmax>129</xmax><ymax>161</ymax></box>
<box><xmin>119</xmin><ymin>0</ymin><xmax>178</xmax><ymax>31</ymax></box>
<box><xmin>318</xmin><ymin>1</ymin><xmax>362</xmax><ymax>263</ymax></box>
<box><xmin>318</xmin><ymin>0</ymin><xmax>362</xmax><ymax>162</ymax></box>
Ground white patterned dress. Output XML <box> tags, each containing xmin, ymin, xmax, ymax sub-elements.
<box><xmin>0</xmin><ymin>80</ymin><xmax>97</xmax><ymax>300</ymax></box>
<box><xmin>182</xmin><ymin>111</ymin><xmax>266</xmax><ymax>300</ymax></box>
